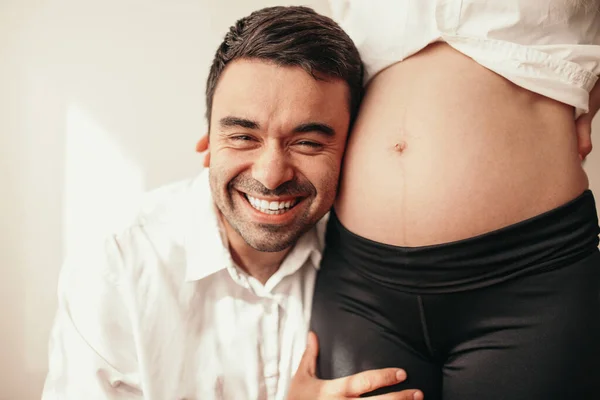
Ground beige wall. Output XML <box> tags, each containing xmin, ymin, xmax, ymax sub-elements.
<box><xmin>0</xmin><ymin>1</ymin><xmax>599</xmax><ymax>399</ymax></box>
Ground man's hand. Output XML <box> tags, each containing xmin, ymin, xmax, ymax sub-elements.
<box><xmin>287</xmin><ymin>332</ymin><xmax>423</xmax><ymax>400</ymax></box>
<box><xmin>195</xmin><ymin>134</ymin><xmax>210</xmax><ymax>167</ymax></box>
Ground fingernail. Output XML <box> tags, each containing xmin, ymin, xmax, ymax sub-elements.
<box><xmin>413</xmin><ymin>391</ymin><xmax>424</xmax><ymax>400</ymax></box>
<box><xmin>396</xmin><ymin>369</ymin><xmax>406</xmax><ymax>381</ymax></box>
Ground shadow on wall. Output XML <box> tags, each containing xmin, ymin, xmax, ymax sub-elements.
<box><xmin>63</xmin><ymin>104</ymin><xmax>144</xmax><ymax>246</ymax></box>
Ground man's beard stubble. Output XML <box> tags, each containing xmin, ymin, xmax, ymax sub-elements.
<box><xmin>219</xmin><ymin>174</ymin><xmax>317</xmax><ymax>252</ymax></box>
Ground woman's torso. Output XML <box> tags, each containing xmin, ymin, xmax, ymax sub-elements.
<box><xmin>333</xmin><ymin>0</ymin><xmax>599</xmax><ymax>246</ymax></box>
<box><xmin>336</xmin><ymin>42</ymin><xmax>589</xmax><ymax>246</ymax></box>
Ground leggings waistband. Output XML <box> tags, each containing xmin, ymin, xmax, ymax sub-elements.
<box><xmin>325</xmin><ymin>191</ymin><xmax>600</xmax><ymax>294</ymax></box>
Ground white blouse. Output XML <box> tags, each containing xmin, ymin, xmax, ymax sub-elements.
<box><xmin>330</xmin><ymin>0</ymin><xmax>600</xmax><ymax>117</ymax></box>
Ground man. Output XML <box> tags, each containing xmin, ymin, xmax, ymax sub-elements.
<box><xmin>42</xmin><ymin>6</ymin><xmax>423</xmax><ymax>400</ymax></box>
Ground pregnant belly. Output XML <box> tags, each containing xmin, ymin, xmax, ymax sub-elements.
<box><xmin>335</xmin><ymin>43</ymin><xmax>589</xmax><ymax>246</ymax></box>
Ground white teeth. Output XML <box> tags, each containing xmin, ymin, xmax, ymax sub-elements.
<box><xmin>246</xmin><ymin>195</ymin><xmax>299</xmax><ymax>214</ymax></box>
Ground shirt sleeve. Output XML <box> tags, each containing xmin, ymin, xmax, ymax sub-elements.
<box><xmin>42</xmin><ymin>234</ymin><xmax>143</xmax><ymax>399</ymax></box>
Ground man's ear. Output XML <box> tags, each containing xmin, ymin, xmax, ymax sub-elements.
<box><xmin>195</xmin><ymin>134</ymin><xmax>209</xmax><ymax>153</ymax></box>
<box><xmin>195</xmin><ymin>134</ymin><xmax>211</xmax><ymax>168</ymax></box>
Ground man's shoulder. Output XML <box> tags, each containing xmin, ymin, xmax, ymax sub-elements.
<box><xmin>76</xmin><ymin>173</ymin><xmax>210</xmax><ymax>294</ymax></box>
<box><xmin>56</xmin><ymin>174</ymin><xmax>215</xmax><ymax>340</ymax></box>
<box><xmin>136</xmin><ymin>175</ymin><xmax>200</xmax><ymax>225</ymax></box>
<box><xmin>106</xmin><ymin>172</ymin><xmax>211</xmax><ymax>270</ymax></box>
<box><xmin>112</xmin><ymin>171</ymin><xmax>207</xmax><ymax>235</ymax></box>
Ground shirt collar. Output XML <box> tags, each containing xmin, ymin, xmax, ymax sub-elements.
<box><xmin>183</xmin><ymin>169</ymin><xmax>327</xmax><ymax>283</ymax></box>
<box><xmin>183</xmin><ymin>170</ymin><xmax>231</xmax><ymax>282</ymax></box>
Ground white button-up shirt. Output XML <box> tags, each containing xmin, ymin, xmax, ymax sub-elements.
<box><xmin>42</xmin><ymin>170</ymin><xmax>327</xmax><ymax>400</ymax></box>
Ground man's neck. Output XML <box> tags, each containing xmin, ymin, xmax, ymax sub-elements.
<box><xmin>221</xmin><ymin>220</ymin><xmax>291</xmax><ymax>285</ymax></box>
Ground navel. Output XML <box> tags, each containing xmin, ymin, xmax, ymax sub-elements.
<box><xmin>394</xmin><ymin>141</ymin><xmax>407</xmax><ymax>153</ymax></box>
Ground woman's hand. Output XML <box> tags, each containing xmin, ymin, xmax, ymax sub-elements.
<box><xmin>576</xmin><ymin>114</ymin><xmax>593</xmax><ymax>161</ymax></box>
<box><xmin>576</xmin><ymin>78</ymin><xmax>600</xmax><ymax>161</ymax></box>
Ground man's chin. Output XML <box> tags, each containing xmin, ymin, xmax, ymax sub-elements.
<box><xmin>224</xmin><ymin>211</ymin><xmax>313</xmax><ymax>252</ymax></box>
<box><xmin>243</xmin><ymin>235</ymin><xmax>297</xmax><ymax>253</ymax></box>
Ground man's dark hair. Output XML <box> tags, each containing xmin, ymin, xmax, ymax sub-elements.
<box><xmin>205</xmin><ymin>6</ymin><xmax>363</xmax><ymax>127</ymax></box>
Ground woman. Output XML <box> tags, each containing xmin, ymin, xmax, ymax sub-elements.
<box><xmin>310</xmin><ymin>1</ymin><xmax>600</xmax><ymax>399</ymax></box>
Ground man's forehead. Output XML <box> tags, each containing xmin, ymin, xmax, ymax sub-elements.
<box><xmin>214</xmin><ymin>59</ymin><xmax>333</xmax><ymax>100</ymax></box>
<box><xmin>211</xmin><ymin>59</ymin><xmax>350</xmax><ymax>131</ymax></box>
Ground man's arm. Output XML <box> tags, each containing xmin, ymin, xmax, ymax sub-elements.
<box><xmin>42</xmin><ymin>235</ymin><xmax>142</xmax><ymax>399</ymax></box>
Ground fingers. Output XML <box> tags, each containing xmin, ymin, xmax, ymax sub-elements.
<box><xmin>575</xmin><ymin>117</ymin><xmax>592</xmax><ymax>161</ymax></box>
<box><xmin>306</xmin><ymin>331</ymin><xmax>318</xmax><ymax>376</ymax></box>
<box><xmin>195</xmin><ymin>135</ymin><xmax>209</xmax><ymax>153</ymax></box>
<box><xmin>203</xmin><ymin>152</ymin><xmax>211</xmax><ymax>168</ymax></box>
<box><xmin>369</xmin><ymin>389</ymin><xmax>424</xmax><ymax>400</ymax></box>
<box><xmin>330</xmin><ymin>368</ymin><xmax>408</xmax><ymax>397</ymax></box>
<box><xmin>295</xmin><ymin>331</ymin><xmax>319</xmax><ymax>378</ymax></box>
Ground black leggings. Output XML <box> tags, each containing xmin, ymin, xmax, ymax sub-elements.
<box><xmin>311</xmin><ymin>191</ymin><xmax>600</xmax><ymax>399</ymax></box>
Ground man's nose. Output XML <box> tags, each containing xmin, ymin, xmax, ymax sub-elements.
<box><xmin>251</xmin><ymin>146</ymin><xmax>294</xmax><ymax>190</ymax></box>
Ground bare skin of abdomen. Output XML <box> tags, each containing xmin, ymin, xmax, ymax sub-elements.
<box><xmin>335</xmin><ymin>42</ymin><xmax>589</xmax><ymax>246</ymax></box>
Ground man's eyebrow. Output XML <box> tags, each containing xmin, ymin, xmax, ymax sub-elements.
<box><xmin>219</xmin><ymin>116</ymin><xmax>260</xmax><ymax>130</ymax></box>
<box><xmin>292</xmin><ymin>122</ymin><xmax>335</xmax><ymax>137</ymax></box>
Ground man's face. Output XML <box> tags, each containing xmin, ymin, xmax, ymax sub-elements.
<box><xmin>208</xmin><ymin>59</ymin><xmax>350</xmax><ymax>252</ymax></box>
